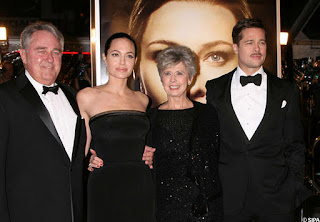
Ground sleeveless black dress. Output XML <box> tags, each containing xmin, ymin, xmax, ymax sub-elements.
<box><xmin>87</xmin><ymin>110</ymin><xmax>156</xmax><ymax>222</ymax></box>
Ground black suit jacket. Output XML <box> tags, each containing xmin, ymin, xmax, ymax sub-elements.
<box><xmin>206</xmin><ymin>68</ymin><xmax>309</xmax><ymax>215</ymax></box>
<box><xmin>0</xmin><ymin>73</ymin><xmax>86</xmax><ymax>222</ymax></box>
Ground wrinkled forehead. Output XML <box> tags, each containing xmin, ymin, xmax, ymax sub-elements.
<box><xmin>29</xmin><ymin>30</ymin><xmax>62</xmax><ymax>49</ymax></box>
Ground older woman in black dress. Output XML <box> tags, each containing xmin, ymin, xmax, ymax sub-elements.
<box><xmin>147</xmin><ymin>45</ymin><xmax>223</xmax><ymax>221</ymax></box>
<box><xmin>90</xmin><ymin>45</ymin><xmax>222</xmax><ymax>221</ymax></box>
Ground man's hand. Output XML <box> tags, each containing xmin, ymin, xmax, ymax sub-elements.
<box><xmin>88</xmin><ymin>149</ymin><xmax>103</xmax><ymax>171</ymax></box>
<box><xmin>143</xmin><ymin>145</ymin><xmax>156</xmax><ymax>169</ymax></box>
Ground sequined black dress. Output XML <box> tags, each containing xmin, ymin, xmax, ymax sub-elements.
<box><xmin>147</xmin><ymin>101</ymin><xmax>223</xmax><ymax>222</ymax></box>
<box><xmin>87</xmin><ymin>111</ymin><xmax>156</xmax><ymax>222</ymax></box>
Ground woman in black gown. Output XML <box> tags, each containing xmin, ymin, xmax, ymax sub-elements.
<box><xmin>77</xmin><ymin>33</ymin><xmax>156</xmax><ymax>222</ymax></box>
<box><xmin>89</xmin><ymin>45</ymin><xmax>222</xmax><ymax>221</ymax></box>
<box><xmin>147</xmin><ymin>45</ymin><xmax>223</xmax><ymax>221</ymax></box>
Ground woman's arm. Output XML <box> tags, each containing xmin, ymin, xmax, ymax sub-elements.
<box><xmin>76</xmin><ymin>89</ymin><xmax>92</xmax><ymax>156</ymax></box>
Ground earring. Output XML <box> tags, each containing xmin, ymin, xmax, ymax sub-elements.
<box><xmin>132</xmin><ymin>70</ymin><xmax>136</xmax><ymax>80</ymax></box>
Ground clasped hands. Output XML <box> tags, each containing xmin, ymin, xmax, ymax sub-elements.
<box><xmin>88</xmin><ymin>145</ymin><xmax>156</xmax><ymax>171</ymax></box>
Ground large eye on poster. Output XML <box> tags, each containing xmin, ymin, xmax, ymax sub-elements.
<box><xmin>90</xmin><ymin>0</ymin><xmax>280</xmax><ymax>107</ymax></box>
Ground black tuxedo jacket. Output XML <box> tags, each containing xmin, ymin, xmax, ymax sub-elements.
<box><xmin>0</xmin><ymin>73</ymin><xmax>86</xmax><ymax>222</ymax></box>
<box><xmin>206</xmin><ymin>68</ymin><xmax>309</xmax><ymax>215</ymax></box>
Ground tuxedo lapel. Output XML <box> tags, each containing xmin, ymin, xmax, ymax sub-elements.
<box><xmin>72</xmin><ymin>117</ymin><xmax>84</xmax><ymax>162</ymax></box>
<box><xmin>59</xmin><ymin>83</ymin><xmax>80</xmax><ymax>116</ymax></box>
<box><xmin>223</xmin><ymin>71</ymin><xmax>251</xmax><ymax>144</ymax></box>
<box><xmin>59</xmin><ymin>84</ymin><xmax>82</xmax><ymax>162</ymax></box>
<box><xmin>17</xmin><ymin>74</ymin><xmax>64</xmax><ymax>148</ymax></box>
<box><xmin>249</xmin><ymin>73</ymin><xmax>280</xmax><ymax>144</ymax></box>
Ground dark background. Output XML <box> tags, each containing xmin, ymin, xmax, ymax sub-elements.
<box><xmin>0</xmin><ymin>0</ymin><xmax>90</xmax><ymax>39</ymax></box>
<box><xmin>1</xmin><ymin>0</ymin><xmax>319</xmax><ymax>41</ymax></box>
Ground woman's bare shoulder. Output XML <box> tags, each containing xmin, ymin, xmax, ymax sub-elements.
<box><xmin>77</xmin><ymin>86</ymin><xmax>107</xmax><ymax>104</ymax></box>
<box><xmin>77</xmin><ymin>87</ymin><xmax>95</xmax><ymax>100</ymax></box>
<box><xmin>134</xmin><ymin>91</ymin><xmax>149</xmax><ymax>106</ymax></box>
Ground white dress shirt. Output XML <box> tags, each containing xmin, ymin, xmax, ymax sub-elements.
<box><xmin>231</xmin><ymin>66</ymin><xmax>267</xmax><ymax>140</ymax></box>
<box><xmin>25</xmin><ymin>71</ymin><xmax>77</xmax><ymax>160</ymax></box>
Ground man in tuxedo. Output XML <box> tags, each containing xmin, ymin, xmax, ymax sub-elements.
<box><xmin>0</xmin><ymin>22</ymin><xmax>86</xmax><ymax>222</ymax></box>
<box><xmin>206</xmin><ymin>18</ymin><xmax>309</xmax><ymax>221</ymax></box>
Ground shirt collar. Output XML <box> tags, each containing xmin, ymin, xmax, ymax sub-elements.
<box><xmin>237</xmin><ymin>65</ymin><xmax>264</xmax><ymax>76</ymax></box>
<box><xmin>25</xmin><ymin>70</ymin><xmax>57</xmax><ymax>95</ymax></box>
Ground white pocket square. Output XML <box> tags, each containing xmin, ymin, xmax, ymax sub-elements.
<box><xmin>281</xmin><ymin>100</ymin><xmax>287</xmax><ymax>108</ymax></box>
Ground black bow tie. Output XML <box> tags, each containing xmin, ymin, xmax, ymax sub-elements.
<box><xmin>42</xmin><ymin>85</ymin><xmax>59</xmax><ymax>95</ymax></box>
<box><xmin>240</xmin><ymin>74</ymin><xmax>262</xmax><ymax>86</ymax></box>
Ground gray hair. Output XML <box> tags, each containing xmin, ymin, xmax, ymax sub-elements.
<box><xmin>20</xmin><ymin>21</ymin><xmax>64</xmax><ymax>51</ymax></box>
<box><xmin>156</xmin><ymin>45</ymin><xmax>197</xmax><ymax>78</ymax></box>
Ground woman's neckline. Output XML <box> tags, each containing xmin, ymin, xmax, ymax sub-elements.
<box><xmin>157</xmin><ymin>106</ymin><xmax>194</xmax><ymax>111</ymax></box>
<box><xmin>158</xmin><ymin>100</ymin><xmax>194</xmax><ymax>111</ymax></box>
<box><xmin>90</xmin><ymin>110</ymin><xmax>146</xmax><ymax>122</ymax></box>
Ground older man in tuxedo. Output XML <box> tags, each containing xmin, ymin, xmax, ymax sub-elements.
<box><xmin>206</xmin><ymin>18</ymin><xmax>310</xmax><ymax>221</ymax></box>
<box><xmin>0</xmin><ymin>22</ymin><xmax>86</xmax><ymax>222</ymax></box>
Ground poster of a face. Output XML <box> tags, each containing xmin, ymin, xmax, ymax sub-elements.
<box><xmin>92</xmin><ymin>0</ymin><xmax>278</xmax><ymax>106</ymax></box>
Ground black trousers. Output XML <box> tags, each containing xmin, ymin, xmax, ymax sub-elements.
<box><xmin>224</xmin><ymin>177</ymin><xmax>294</xmax><ymax>222</ymax></box>
<box><xmin>224</xmin><ymin>211</ymin><xmax>293</xmax><ymax>222</ymax></box>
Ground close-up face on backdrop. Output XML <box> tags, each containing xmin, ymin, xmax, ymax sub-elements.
<box><xmin>139</xmin><ymin>1</ymin><xmax>238</xmax><ymax>105</ymax></box>
<box><xmin>99</xmin><ymin>0</ymin><xmax>277</xmax><ymax>106</ymax></box>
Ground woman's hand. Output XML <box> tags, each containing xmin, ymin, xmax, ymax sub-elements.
<box><xmin>143</xmin><ymin>145</ymin><xmax>156</xmax><ymax>169</ymax></box>
<box><xmin>88</xmin><ymin>149</ymin><xmax>103</xmax><ymax>171</ymax></box>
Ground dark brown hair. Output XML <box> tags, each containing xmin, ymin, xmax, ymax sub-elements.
<box><xmin>104</xmin><ymin>32</ymin><xmax>137</xmax><ymax>57</ymax></box>
<box><xmin>232</xmin><ymin>18</ymin><xmax>267</xmax><ymax>45</ymax></box>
